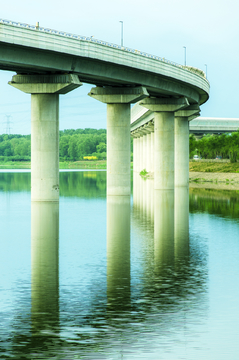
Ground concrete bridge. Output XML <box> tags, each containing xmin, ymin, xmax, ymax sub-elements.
<box><xmin>0</xmin><ymin>19</ymin><xmax>210</xmax><ymax>203</ymax></box>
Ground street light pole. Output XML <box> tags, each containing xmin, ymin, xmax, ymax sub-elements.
<box><xmin>183</xmin><ymin>46</ymin><xmax>186</xmax><ymax>66</ymax></box>
<box><xmin>120</xmin><ymin>21</ymin><xmax>123</xmax><ymax>47</ymax></box>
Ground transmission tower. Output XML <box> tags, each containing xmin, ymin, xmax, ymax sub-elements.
<box><xmin>3</xmin><ymin>115</ymin><xmax>13</xmax><ymax>134</ymax></box>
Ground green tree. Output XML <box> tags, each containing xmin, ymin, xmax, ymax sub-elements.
<box><xmin>68</xmin><ymin>135</ymin><xmax>79</xmax><ymax>160</ymax></box>
<box><xmin>96</xmin><ymin>142</ymin><xmax>106</xmax><ymax>153</ymax></box>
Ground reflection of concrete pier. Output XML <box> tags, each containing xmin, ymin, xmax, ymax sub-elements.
<box><xmin>175</xmin><ymin>187</ymin><xmax>189</xmax><ymax>259</ymax></box>
<box><xmin>31</xmin><ymin>201</ymin><xmax>59</xmax><ymax>332</ymax></box>
<box><xmin>133</xmin><ymin>177</ymin><xmax>190</xmax><ymax>269</ymax></box>
<box><xmin>107</xmin><ymin>195</ymin><xmax>131</xmax><ymax>308</ymax></box>
<box><xmin>154</xmin><ymin>190</ymin><xmax>174</xmax><ymax>271</ymax></box>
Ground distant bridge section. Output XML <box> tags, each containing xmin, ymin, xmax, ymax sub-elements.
<box><xmin>189</xmin><ymin>117</ymin><xmax>239</xmax><ymax>135</ymax></box>
<box><xmin>131</xmin><ymin>103</ymin><xmax>239</xmax><ymax>136</ymax></box>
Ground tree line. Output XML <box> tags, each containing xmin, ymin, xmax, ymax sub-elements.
<box><xmin>0</xmin><ymin>129</ymin><xmax>107</xmax><ymax>161</ymax></box>
<box><xmin>190</xmin><ymin>131</ymin><xmax>239</xmax><ymax>162</ymax></box>
<box><xmin>0</xmin><ymin>129</ymin><xmax>238</xmax><ymax>162</ymax></box>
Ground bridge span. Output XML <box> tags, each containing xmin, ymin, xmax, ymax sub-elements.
<box><xmin>0</xmin><ymin>19</ymin><xmax>210</xmax><ymax>207</ymax></box>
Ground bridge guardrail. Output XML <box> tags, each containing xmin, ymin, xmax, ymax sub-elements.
<box><xmin>0</xmin><ymin>18</ymin><xmax>208</xmax><ymax>83</ymax></box>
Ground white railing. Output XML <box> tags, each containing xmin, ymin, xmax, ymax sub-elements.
<box><xmin>0</xmin><ymin>18</ymin><xmax>207</xmax><ymax>80</ymax></box>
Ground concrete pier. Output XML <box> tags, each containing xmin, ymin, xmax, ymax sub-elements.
<box><xmin>31</xmin><ymin>93</ymin><xmax>60</xmax><ymax>201</ymax></box>
<box><xmin>174</xmin><ymin>106</ymin><xmax>200</xmax><ymax>187</ymax></box>
<box><xmin>9</xmin><ymin>74</ymin><xmax>82</xmax><ymax>201</ymax></box>
<box><xmin>89</xmin><ymin>86</ymin><xmax>148</xmax><ymax>196</ymax></box>
<box><xmin>174</xmin><ymin>117</ymin><xmax>190</xmax><ymax>188</ymax></box>
<box><xmin>139</xmin><ymin>97</ymin><xmax>189</xmax><ymax>191</ymax></box>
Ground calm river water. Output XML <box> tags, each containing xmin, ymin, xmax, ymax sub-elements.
<box><xmin>0</xmin><ymin>170</ymin><xmax>239</xmax><ymax>359</ymax></box>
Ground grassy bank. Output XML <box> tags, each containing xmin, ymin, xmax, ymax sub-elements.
<box><xmin>0</xmin><ymin>160</ymin><xmax>135</xmax><ymax>170</ymax></box>
<box><xmin>0</xmin><ymin>159</ymin><xmax>238</xmax><ymax>172</ymax></box>
<box><xmin>0</xmin><ymin>160</ymin><xmax>107</xmax><ymax>170</ymax></box>
<box><xmin>0</xmin><ymin>161</ymin><xmax>31</xmax><ymax>169</ymax></box>
<box><xmin>189</xmin><ymin>161</ymin><xmax>239</xmax><ymax>173</ymax></box>
<box><xmin>59</xmin><ymin>160</ymin><xmax>107</xmax><ymax>169</ymax></box>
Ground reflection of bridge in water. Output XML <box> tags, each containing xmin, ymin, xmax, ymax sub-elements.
<box><xmin>27</xmin><ymin>173</ymin><xmax>208</xmax><ymax>358</ymax></box>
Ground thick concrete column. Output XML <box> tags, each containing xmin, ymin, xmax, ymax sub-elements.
<box><xmin>108</xmin><ymin>103</ymin><xmax>131</xmax><ymax>195</ymax></box>
<box><xmin>133</xmin><ymin>137</ymin><xmax>137</xmax><ymax>173</ymax></box>
<box><xmin>146</xmin><ymin>132</ymin><xmax>151</xmax><ymax>172</ymax></box>
<box><xmin>136</xmin><ymin>136</ymin><xmax>141</xmax><ymax>173</ymax></box>
<box><xmin>9</xmin><ymin>74</ymin><xmax>82</xmax><ymax>201</ymax></box>
<box><xmin>174</xmin><ymin>117</ymin><xmax>189</xmax><ymax>187</ymax></box>
<box><xmin>89</xmin><ymin>86</ymin><xmax>148</xmax><ymax>196</ymax></box>
<box><xmin>139</xmin><ymin>97</ymin><xmax>189</xmax><ymax>191</ymax></box>
<box><xmin>174</xmin><ymin>106</ymin><xmax>200</xmax><ymax>187</ymax></box>
<box><xmin>135</xmin><ymin>136</ymin><xmax>140</xmax><ymax>173</ymax></box>
<box><xmin>151</xmin><ymin>131</ymin><xmax>154</xmax><ymax>174</ymax></box>
<box><xmin>140</xmin><ymin>136</ymin><xmax>144</xmax><ymax>173</ymax></box>
<box><xmin>31</xmin><ymin>94</ymin><xmax>60</xmax><ymax>201</ymax></box>
<box><xmin>154</xmin><ymin>111</ymin><xmax>175</xmax><ymax>190</ymax></box>
<box><xmin>143</xmin><ymin>135</ymin><xmax>147</xmax><ymax>171</ymax></box>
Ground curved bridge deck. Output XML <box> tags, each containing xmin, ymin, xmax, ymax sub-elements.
<box><xmin>0</xmin><ymin>19</ymin><xmax>209</xmax><ymax>105</ymax></box>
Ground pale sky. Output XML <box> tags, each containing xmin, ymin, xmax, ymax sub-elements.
<box><xmin>0</xmin><ymin>0</ymin><xmax>238</xmax><ymax>134</ymax></box>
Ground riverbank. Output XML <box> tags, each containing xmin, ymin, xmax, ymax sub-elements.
<box><xmin>189</xmin><ymin>172</ymin><xmax>239</xmax><ymax>190</ymax></box>
<box><xmin>189</xmin><ymin>160</ymin><xmax>239</xmax><ymax>188</ymax></box>
<box><xmin>189</xmin><ymin>160</ymin><xmax>239</xmax><ymax>173</ymax></box>
<box><xmin>0</xmin><ymin>160</ymin><xmax>107</xmax><ymax>170</ymax></box>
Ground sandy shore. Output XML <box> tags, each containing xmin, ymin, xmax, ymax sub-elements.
<box><xmin>143</xmin><ymin>171</ymin><xmax>239</xmax><ymax>190</ymax></box>
<box><xmin>189</xmin><ymin>171</ymin><xmax>239</xmax><ymax>190</ymax></box>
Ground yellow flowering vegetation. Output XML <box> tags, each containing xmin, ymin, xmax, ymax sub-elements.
<box><xmin>83</xmin><ymin>156</ymin><xmax>98</xmax><ymax>161</ymax></box>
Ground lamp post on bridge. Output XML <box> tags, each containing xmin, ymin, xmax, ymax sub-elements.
<box><xmin>120</xmin><ymin>21</ymin><xmax>123</xmax><ymax>47</ymax></box>
<box><xmin>183</xmin><ymin>46</ymin><xmax>186</xmax><ymax>66</ymax></box>
<box><xmin>205</xmin><ymin>64</ymin><xmax>208</xmax><ymax>78</ymax></box>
